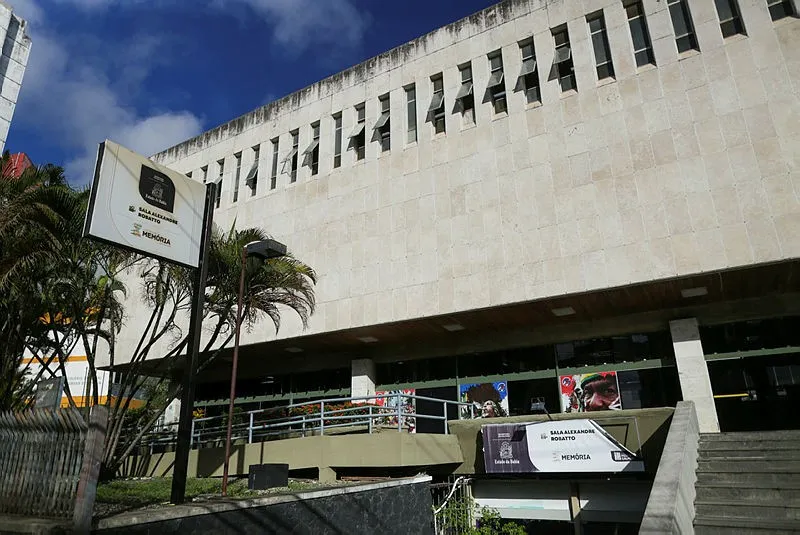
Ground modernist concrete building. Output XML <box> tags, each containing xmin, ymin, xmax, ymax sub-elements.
<box><xmin>0</xmin><ymin>1</ymin><xmax>29</xmax><ymax>154</ymax></box>
<box><xmin>126</xmin><ymin>0</ymin><xmax>800</xmax><ymax>442</ymax></box>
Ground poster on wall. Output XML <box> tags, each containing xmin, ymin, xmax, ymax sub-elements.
<box><xmin>84</xmin><ymin>140</ymin><xmax>207</xmax><ymax>268</ymax></box>
<box><xmin>373</xmin><ymin>389</ymin><xmax>416</xmax><ymax>433</ymax></box>
<box><xmin>560</xmin><ymin>372</ymin><xmax>621</xmax><ymax>413</ymax></box>
<box><xmin>460</xmin><ymin>381</ymin><xmax>509</xmax><ymax>419</ymax></box>
<box><xmin>482</xmin><ymin>419</ymin><xmax>644</xmax><ymax>473</ymax></box>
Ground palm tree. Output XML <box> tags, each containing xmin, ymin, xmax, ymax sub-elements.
<box><xmin>0</xmin><ymin>159</ymin><xmax>85</xmax><ymax>411</ymax></box>
<box><xmin>102</xmin><ymin>224</ymin><xmax>316</xmax><ymax>476</ymax></box>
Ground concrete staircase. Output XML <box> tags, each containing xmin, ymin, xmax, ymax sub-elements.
<box><xmin>694</xmin><ymin>430</ymin><xmax>800</xmax><ymax>534</ymax></box>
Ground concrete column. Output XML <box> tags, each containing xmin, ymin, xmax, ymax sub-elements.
<box><xmin>669</xmin><ymin>318</ymin><xmax>720</xmax><ymax>433</ymax></box>
<box><xmin>350</xmin><ymin>358</ymin><xmax>376</xmax><ymax>401</ymax></box>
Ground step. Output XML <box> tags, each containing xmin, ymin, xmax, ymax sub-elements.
<box><xmin>695</xmin><ymin>502</ymin><xmax>800</xmax><ymax>523</ymax></box>
<box><xmin>696</xmin><ymin>472</ymin><xmax>800</xmax><ymax>489</ymax></box>
<box><xmin>697</xmin><ymin>459</ymin><xmax>800</xmax><ymax>474</ymax></box>
<box><xmin>695</xmin><ymin>515</ymin><xmax>800</xmax><ymax>534</ymax></box>
<box><xmin>700</xmin><ymin>430</ymin><xmax>800</xmax><ymax>442</ymax></box>
<box><xmin>695</xmin><ymin>485</ymin><xmax>800</xmax><ymax>505</ymax></box>
<box><xmin>700</xmin><ymin>439</ymin><xmax>800</xmax><ymax>451</ymax></box>
<box><xmin>699</xmin><ymin>449</ymin><xmax>800</xmax><ymax>460</ymax></box>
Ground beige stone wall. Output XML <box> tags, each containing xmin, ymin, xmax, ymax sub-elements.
<box><xmin>141</xmin><ymin>0</ymin><xmax>799</xmax><ymax>348</ymax></box>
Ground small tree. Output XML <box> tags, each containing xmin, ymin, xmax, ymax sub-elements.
<box><xmin>101</xmin><ymin>224</ymin><xmax>316</xmax><ymax>477</ymax></box>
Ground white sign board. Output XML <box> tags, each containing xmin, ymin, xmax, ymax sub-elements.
<box><xmin>84</xmin><ymin>140</ymin><xmax>206</xmax><ymax>268</ymax></box>
<box><xmin>482</xmin><ymin>419</ymin><xmax>644</xmax><ymax>473</ymax></box>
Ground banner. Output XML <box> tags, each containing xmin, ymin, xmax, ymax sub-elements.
<box><xmin>560</xmin><ymin>371</ymin><xmax>621</xmax><ymax>413</ymax></box>
<box><xmin>460</xmin><ymin>381</ymin><xmax>509</xmax><ymax>418</ymax></box>
<box><xmin>84</xmin><ymin>140</ymin><xmax>207</xmax><ymax>268</ymax></box>
<box><xmin>482</xmin><ymin>420</ymin><xmax>644</xmax><ymax>473</ymax></box>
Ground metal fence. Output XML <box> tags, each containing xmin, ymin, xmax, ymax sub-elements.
<box><xmin>0</xmin><ymin>407</ymin><xmax>107</xmax><ymax>531</ymax></box>
<box><xmin>139</xmin><ymin>393</ymin><xmax>476</xmax><ymax>451</ymax></box>
<box><xmin>431</xmin><ymin>476</ymin><xmax>474</xmax><ymax>535</ymax></box>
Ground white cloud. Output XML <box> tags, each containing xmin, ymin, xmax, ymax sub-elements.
<box><xmin>42</xmin><ymin>0</ymin><xmax>369</xmax><ymax>54</ymax></box>
<box><xmin>236</xmin><ymin>0</ymin><xmax>368</xmax><ymax>54</ymax></box>
<box><xmin>13</xmin><ymin>2</ymin><xmax>203</xmax><ymax>184</ymax></box>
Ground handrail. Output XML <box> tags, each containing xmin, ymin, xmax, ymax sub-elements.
<box><xmin>133</xmin><ymin>393</ymin><xmax>645</xmax><ymax>456</ymax></box>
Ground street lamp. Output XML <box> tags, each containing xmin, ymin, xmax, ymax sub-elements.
<box><xmin>221</xmin><ymin>238</ymin><xmax>287</xmax><ymax>496</ymax></box>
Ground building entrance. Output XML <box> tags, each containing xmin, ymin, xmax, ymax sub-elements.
<box><xmin>709</xmin><ymin>353</ymin><xmax>800</xmax><ymax>432</ymax></box>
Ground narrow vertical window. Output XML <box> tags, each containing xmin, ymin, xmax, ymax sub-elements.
<box><xmin>333</xmin><ymin>113</ymin><xmax>342</xmax><ymax>168</ymax></box>
<box><xmin>405</xmin><ymin>85</ymin><xmax>417</xmax><ymax>143</ymax></box>
<box><xmin>290</xmin><ymin>130</ymin><xmax>299</xmax><ymax>182</ymax></box>
<box><xmin>215</xmin><ymin>159</ymin><xmax>224</xmax><ymax>209</ymax></box>
<box><xmin>715</xmin><ymin>0</ymin><xmax>745</xmax><ymax>37</ymax></box>
<box><xmin>245</xmin><ymin>145</ymin><xmax>259</xmax><ymax>196</ymax></box>
<box><xmin>456</xmin><ymin>63</ymin><xmax>475</xmax><ymax>126</ymax></box>
<box><xmin>232</xmin><ymin>152</ymin><xmax>241</xmax><ymax>203</ymax></box>
<box><xmin>625</xmin><ymin>1</ymin><xmax>655</xmax><ymax>67</ymax></box>
<box><xmin>515</xmin><ymin>39</ymin><xmax>540</xmax><ymax>105</ymax></box>
<box><xmin>427</xmin><ymin>74</ymin><xmax>446</xmax><ymax>135</ymax></box>
<box><xmin>373</xmin><ymin>94</ymin><xmax>391</xmax><ymax>152</ymax></box>
<box><xmin>201</xmin><ymin>165</ymin><xmax>208</xmax><ymax>184</ymax></box>
<box><xmin>766</xmin><ymin>0</ymin><xmax>794</xmax><ymax>21</ymax></box>
<box><xmin>587</xmin><ymin>13</ymin><xmax>615</xmax><ymax>80</ymax></box>
<box><xmin>552</xmin><ymin>26</ymin><xmax>577</xmax><ymax>92</ymax></box>
<box><xmin>270</xmin><ymin>138</ymin><xmax>278</xmax><ymax>190</ymax></box>
<box><xmin>303</xmin><ymin>122</ymin><xmax>320</xmax><ymax>175</ymax></box>
<box><xmin>668</xmin><ymin>0</ymin><xmax>699</xmax><ymax>53</ymax></box>
<box><xmin>487</xmin><ymin>51</ymin><xmax>507</xmax><ymax>115</ymax></box>
<box><xmin>348</xmin><ymin>103</ymin><xmax>366</xmax><ymax>160</ymax></box>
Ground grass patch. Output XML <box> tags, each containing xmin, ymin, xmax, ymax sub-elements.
<box><xmin>96</xmin><ymin>478</ymin><xmax>259</xmax><ymax>506</ymax></box>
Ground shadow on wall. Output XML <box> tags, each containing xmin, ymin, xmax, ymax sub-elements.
<box><xmin>95</xmin><ymin>480</ymin><xmax>434</xmax><ymax>535</ymax></box>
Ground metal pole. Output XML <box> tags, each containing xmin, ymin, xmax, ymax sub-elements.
<box><xmin>170</xmin><ymin>183</ymin><xmax>215</xmax><ymax>505</ymax></box>
<box><xmin>222</xmin><ymin>245</ymin><xmax>247</xmax><ymax>497</ymax></box>
<box><xmin>320</xmin><ymin>401</ymin><xmax>325</xmax><ymax>435</ymax></box>
<box><xmin>190</xmin><ymin>420</ymin><xmax>195</xmax><ymax>447</ymax></box>
<box><xmin>397</xmin><ymin>392</ymin><xmax>402</xmax><ymax>432</ymax></box>
<box><xmin>248</xmin><ymin>412</ymin><xmax>254</xmax><ymax>444</ymax></box>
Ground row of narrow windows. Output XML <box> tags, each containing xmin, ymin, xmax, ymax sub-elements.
<box><xmin>186</xmin><ymin>0</ymin><xmax>795</xmax><ymax>208</ymax></box>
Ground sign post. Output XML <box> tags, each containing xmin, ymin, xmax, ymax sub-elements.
<box><xmin>84</xmin><ymin>139</ymin><xmax>213</xmax><ymax>504</ymax></box>
<box><xmin>170</xmin><ymin>183</ymin><xmax>215</xmax><ymax>504</ymax></box>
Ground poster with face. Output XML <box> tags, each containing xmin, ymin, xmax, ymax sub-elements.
<box><xmin>560</xmin><ymin>372</ymin><xmax>622</xmax><ymax>413</ymax></box>
<box><xmin>459</xmin><ymin>381</ymin><xmax>509</xmax><ymax>419</ymax></box>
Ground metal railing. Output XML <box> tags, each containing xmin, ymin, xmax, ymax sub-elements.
<box><xmin>137</xmin><ymin>393</ymin><xmax>477</xmax><ymax>451</ymax></box>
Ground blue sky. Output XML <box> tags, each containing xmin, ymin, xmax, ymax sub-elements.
<box><xmin>8</xmin><ymin>0</ymin><xmax>497</xmax><ymax>185</ymax></box>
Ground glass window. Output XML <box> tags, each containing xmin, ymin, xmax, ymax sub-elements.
<box><xmin>668</xmin><ymin>0</ymin><xmax>699</xmax><ymax>52</ymax></box>
<box><xmin>588</xmin><ymin>13</ymin><xmax>615</xmax><ymax>80</ymax></box>
<box><xmin>348</xmin><ymin>103</ymin><xmax>366</xmax><ymax>160</ymax></box>
<box><xmin>456</xmin><ymin>63</ymin><xmax>475</xmax><ymax>125</ymax></box>
<box><xmin>232</xmin><ymin>152</ymin><xmax>241</xmax><ymax>203</ymax></box>
<box><xmin>405</xmin><ymin>85</ymin><xmax>417</xmax><ymax>144</ymax></box>
<box><xmin>767</xmin><ymin>0</ymin><xmax>796</xmax><ymax>20</ymax></box>
<box><xmin>552</xmin><ymin>27</ymin><xmax>577</xmax><ymax>92</ymax></box>
<box><xmin>715</xmin><ymin>0</ymin><xmax>745</xmax><ymax>36</ymax></box>
<box><xmin>427</xmin><ymin>74</ymin><xmax>446</xmax><ymax>134</ymax></box>
<box><xmin>215</xmin><ymin>159</ymin><xmax>223</xmax><ymax>208</ymax></box>
<box><xmin>302</xmin><ymin>122</ymin><xmax>320</xmax><ymax>175</ymax></box>
<box><xmin>625</xmin><ymin>1</ymin><xmax>656</xmax><ymax>67</ymax></box>
<box><xmin>374</xmin><ymin>94</ymin><xmax>391</xmax><ymax>152</ymax></box>
<box><xmin>516</xmin><ymin>39</ymin><xmax>540</xmax><ymax>104</ymax></box>
<box><xmin>487</xmin><ymin>51</ymin><xmax>507</xmax><ymax>115</ymax></box>
<box><xmin>270</xmin><ymin>138</ymin><xmax>278</xmax><ymax>190</ymax></box>
<box><xmin>245</xmin><ymin>145</ymin><xmax>259</xmax><ymax>196</ymax></box>
<box><xmin>333</xmin><ymin>113</ymin><xmax>342</xmax><ymax>168</ymax></box>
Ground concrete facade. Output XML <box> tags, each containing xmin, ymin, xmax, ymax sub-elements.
<box><xmin>133</xmin><ymin>0</ymin><xmax>800</xmax><ymax>356</ymax></box>
<box><xmin>0</xmin><ymin>2</ymin><xmax>30</xmax><ymax>153</ymax></box>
